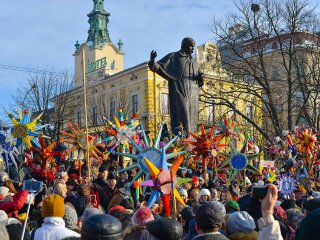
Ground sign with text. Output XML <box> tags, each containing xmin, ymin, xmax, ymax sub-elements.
<box><xmin>261</xmin><ymin>160</ymin><xmax>275</xmax><ymax>168</ymax></box>
<box><xmin>88</xmin><ymin>57</ymin><xmax>107</xmax><ymax>73</ymax></box>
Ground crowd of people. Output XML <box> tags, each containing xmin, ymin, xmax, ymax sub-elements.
<box><xmin>0</xmin><ymin>148</ymin><xmax>320</xmax><ymax>240</ymax></box>
<box><xmin>0</xmin><ymin>120</ymin><xmax>320</xmax><ymax>240</ymax></box>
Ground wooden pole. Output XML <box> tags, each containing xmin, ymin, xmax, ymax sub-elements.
<box><xmin>170</xmin><ymin>170</ymin><xmax>177</xmax><ymax>219</ymax></box>
<box><xmin>82</xmin><ymin>49</ymin><xmax>91</xmax><ymax>180</ymax></box>
<box><xmin>153</xmin><ymin>72</ymin><xmax>157</xmax><ymax>137</ymax></box>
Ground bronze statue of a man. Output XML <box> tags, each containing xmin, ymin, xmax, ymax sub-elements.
<box><xmin>148</xmin><ymin>37</ymin><xmax>204</xmax><ymax>135</ymax></box>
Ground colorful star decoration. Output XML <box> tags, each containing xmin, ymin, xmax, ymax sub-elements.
<box><xmin>216</xmin><ymin>116</ymin><xmax>240</xmax><ymax>141</ymax></box>
<box><xmin>60</xmin><ymin>122</ymin><xmax>104</xmax><ymax>159</ymax></box>
<box><xmin>31</xmin><ymin>135</ymin><xmax>60</xmax><ymax>167</ymax></box>
<box><xmin>103</xmin><ymin>106</ymin><xmax>138</xmax><ymax>146</ymax></box>
<box><xmin>133</xmin><ymin>148</ymin><xmax>186</xmax><ymax>217</ymax></box>
<box><xmin>113</xmin><ymin>124</ymin><xmax>186</xmax><ymax>191</ymax></box>
<box><xmin>8</xmin><ymin>109</ymin><xmax>45</xmax><ymax>148</ymax></box>
<box><xmin>186</xmin><ymin>125</ymin><xmax>225</xmax><ymax>168</ymax></box>
<box><xmin>295</xmin><ymin>128</ymin><xmax>318</xmax><ymax>158</ymax></box>
<box><xmin>218</xmin><ymin>141</ymin><xmax>260</xmax><ymax>184</ymax></box>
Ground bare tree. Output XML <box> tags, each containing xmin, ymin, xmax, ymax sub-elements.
<box><xmin>12</xmin><ymin>71</ymin><xmax>81</xmax><ymax>140</ymax></box>
<box><xmin>207</xmin><ymin>0</ymin><xmax>320</xmax><ymax>141</ymax></box>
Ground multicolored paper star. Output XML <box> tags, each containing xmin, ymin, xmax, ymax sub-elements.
<box><xmin>8</xmin><ymin>109</ymin><xmax>45</xmax><ymax>148</ymax></box>
<box><xmin>60</xmin><ymin>122</ymin><xmax>104</xmax><ymax>159</ymax></box>
<box><xmin>218</xmin><ymin>140</ymin><xmax>260</xmax><ymax>184</ymax></box>
<box><xmin>134</xmin><ymin>148</ymin><xmax>186</xmax><ymax>217</ymax></box>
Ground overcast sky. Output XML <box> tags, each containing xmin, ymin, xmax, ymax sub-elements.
<box><xmin>0</xmin><ymin>0</ymin><xmax>318</xmax><ymax>112</ymax></box>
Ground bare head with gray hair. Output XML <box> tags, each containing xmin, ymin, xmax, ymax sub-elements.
<box><xmin>286</xmin><ymin>209</ymin><xmax>304</xmax><ymax>229</ymax></box>
<box><xmin>0</xmin><ymin>172</ymin><xmax>8</xmax><ymax>183</ymax></box>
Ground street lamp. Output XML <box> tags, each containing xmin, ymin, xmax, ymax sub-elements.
<box><xmin>251</xmin><ymin>3</ymin><xmax>260</xmax><ymax>29</ymax></box>
<box><xmin>21</xmin><ymin>83</ymin><xmax>37</xmax><ymax>107</ymax></box>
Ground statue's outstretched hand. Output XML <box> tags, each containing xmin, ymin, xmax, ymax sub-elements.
<box><xmin>198</xmin><ymin>70</ymin><xmax>204</xmax><ymax>87</ymax></box>
<box><xmin>150</xmin><ymin>50</ymin><xmax>157</xmax><ymax>63</ymax></box>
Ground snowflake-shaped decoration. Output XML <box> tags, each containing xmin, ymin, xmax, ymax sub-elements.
<box><xmin>278</xmin><ymin>174</ymin><xmax>297</xmax><ymax>197</ymax></box>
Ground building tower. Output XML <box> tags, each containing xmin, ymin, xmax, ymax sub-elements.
<box><xmin>73</xmin><ymin>0</ymin><xmax>124</xmax><ymax>87</ymax></box>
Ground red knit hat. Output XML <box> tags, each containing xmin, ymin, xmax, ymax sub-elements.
<box><xmin>131</xmin><ymin>207</ymin><xmax>154</xmax><ymax>226</ymax></box>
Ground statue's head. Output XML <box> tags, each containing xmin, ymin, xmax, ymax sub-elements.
<box><xmin>181</xmin><ymin>37</ymin><xmax>196</xmax><ymax>55</ymax></box>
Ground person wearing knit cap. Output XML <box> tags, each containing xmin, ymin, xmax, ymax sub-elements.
<box><xmin>132</xmin><ymin>207</ymin><xmax>154</xmax><ymax>226</ymax></box>
<box><xmin>81</xmin><ymin>214</ymin><xmax>123</xmax><ymax>240</ymax></box>
<box><xmin>193</xmin><ymin>201</ymin><xmax>228</xmax><ymax>240</ymax></box>
<box><xmin>63</xmin><ymin>204</ymin><xmax>80</xmax><ymax>234</ymax></box>
<box><xmin>141</xmin><ymin>217</ymin><xmax>183</xmax><ymax>240</ymax></box>
<box><xmin>225</xmin><ymin>200</ymin><xmax>240</xmax><ymax>214</ymax></box>
<box><xmin>227</xmin><ymin>211</ymin><xmax>257</xmax><ymax>240</ymax></box>
<box><xmin>178</xmin><ymin>187</ymin><xmax>188</xmax><ymax>203</ymax></box>
<box><xmin>33</xmin><ymin>194</ymin><xmax>80</xmax><ymax>240</ymax></box>
<box><xmin>197</xmin><ymin>188</ymin><xmax>211</xmax><ymax>203</ymax></box>
<box><xmin>123</xmin><ymin>207</ymin><xmax>154</xmax><ymax>240</ymax></box>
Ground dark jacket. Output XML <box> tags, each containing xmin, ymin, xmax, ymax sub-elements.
<box><xmin>92</xmin><ymin>177</ymin><xmax>108</xmax><ymax>188</ymax></box>
<box><xmin>192</xmin><ymin>232</ymin><xmax>229</xmax><ymax>240</ymax></box>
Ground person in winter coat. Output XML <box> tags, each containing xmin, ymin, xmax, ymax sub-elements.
<box><xmin>0</xmin><ymin>188</ymin><xmax>28</xmax><ymax>217</ymax></box>
<box><xmin>64</xmin><ymin>185</ymin><xmax>89</xmax><ymax>217</ymax></box>
<box><xmin>33</xmin><ymin>194</ymin><xmax>80</xmax><ymax>240</ymax></box>
<box><xmin>227</xmin><ymin>211</ymin><xmax>258</xmax><ymax>240</ymax></box>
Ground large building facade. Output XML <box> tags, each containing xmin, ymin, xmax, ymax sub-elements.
<box><xmin>63</xmin><ymin>1</ymin><xmax>263</xmax><ymax>139</ymax></box>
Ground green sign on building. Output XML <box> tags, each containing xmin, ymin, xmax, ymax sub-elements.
<box><xmin>88</xmin><ymin>57</ymin><xmax>107</xmax><ymax>73</ymax></box>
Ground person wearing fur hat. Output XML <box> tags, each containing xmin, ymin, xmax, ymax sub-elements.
<box><xmin>141</xmin><ymin>217</ymin><xmax>183</xmax><ymax>240</ymax></box>
<box><xmin>197</xmin><ymin>189</ymin><xmax>211</xmax><ymax>203</ymax></box>
<box><xmin>123</xmin><ymin>206</ymin><xmax>154</xmax><ymax>240</ymax></box>
<box><xmin>81</xmin><ymin>214</ymin><xmax>123</xmax><ymax>240</ymax></box>
<box><xmin>227</xmin><ymin>211</ymin><xmax>257</xmax><ymax>240</ymax></box>
<box><xmin>33</xmin><ymin>194</ymin><xmax>80</xmax><ymax>240</ymax></box>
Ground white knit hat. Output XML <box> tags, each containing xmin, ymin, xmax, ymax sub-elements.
<box><xmin>178</xmin><ymin>188</ymin><xmax>188</xmax><ymax>197</ymax></box>
<box><xmin>197</xmin><ymin>188</ymin><xmax>211</xmax><ymax>201</ymax></box>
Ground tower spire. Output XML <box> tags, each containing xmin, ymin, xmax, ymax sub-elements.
<box><xmin>87</xmin><ymin>0</ymin><xmax>111</xmax><ymax>46</ymax></box>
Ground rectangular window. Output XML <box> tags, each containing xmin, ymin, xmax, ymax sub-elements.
<box><xmin>92</xmin><ymin>106</ymin><xmax>98</xmax><ymax>126</ymax></box>
<box><xmin>132</xmin><ymin>95</ymin><xmax>138</xmax><ymax>114</ymax></box>
<box><xmin>110</xmin><ymin>100</ymin><xmax>116</xmax><ymax>119</ymax></box>
<box><xmin>246</xmin><ymin>105</ymin><xmax>254</xmax><ymax>120</ymax></box>
<box><xmin>161</xmin><ymin>93</ymin><xmax>170</xmax><ymax>115</ymax></box>
<box><xmin>76</xmin><ymin>111</ymin><xmax>81</xmax><ymax>127</ymax></box>
<box><xmin>207</xmin><ymin>104</ymin><xmax>215</xmax><ymax>125</ymax></box>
